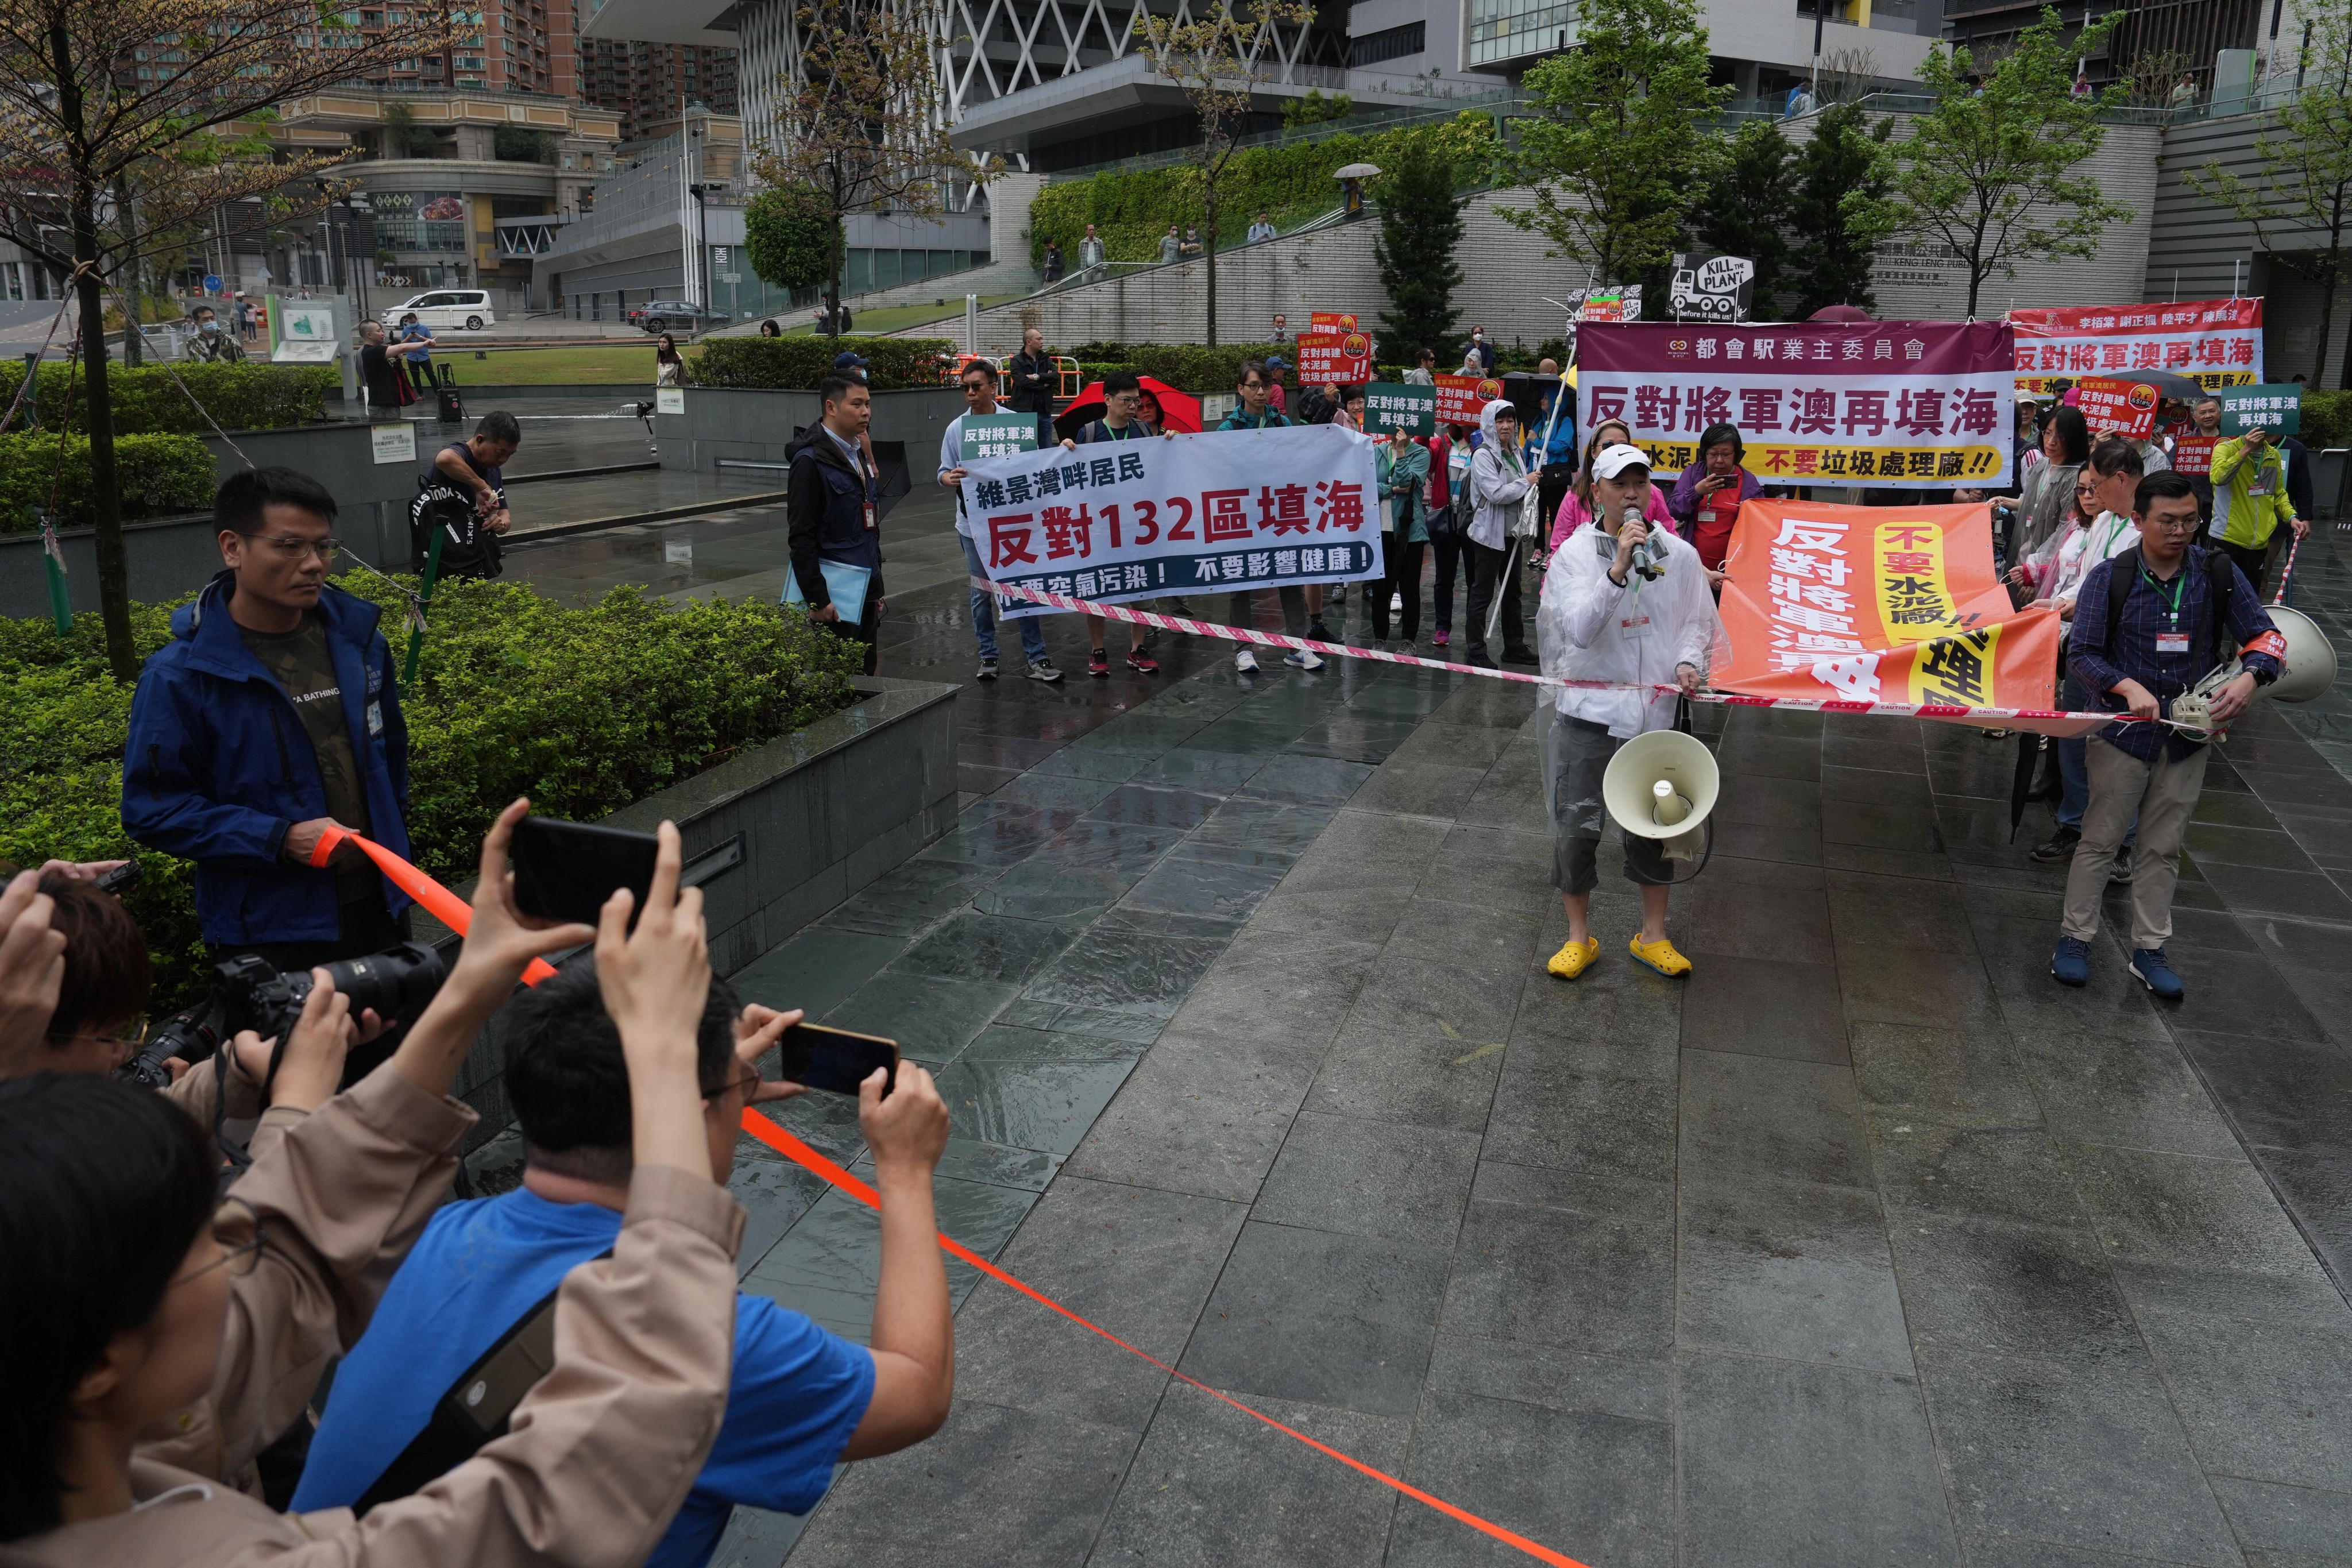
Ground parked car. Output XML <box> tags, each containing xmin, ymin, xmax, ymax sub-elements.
<box><xmin>633</xmin><ymin>300</ymin><xmax>723</xmax><ymax>335</ymax></box>
<box><xmin>391</xmin><ymin>288</ymin><xmax>496</xmax><ymax>331</ymax></box>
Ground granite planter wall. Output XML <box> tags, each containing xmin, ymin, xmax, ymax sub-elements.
<box><xmin>652</xmin><ymin>385</ymin><xmax>967</xmax><ymax>503</ymax></box>
<box><xmin>415</xmin><ymin>673</ymin><xmax>961</xmax><ymax>1145</ymax></box>
<box><xmin>0</xmin><ymin>419</ymin><xmax>427</xmax><ymax>619</ymax></box>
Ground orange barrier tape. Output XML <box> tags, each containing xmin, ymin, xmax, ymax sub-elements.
<box><xmin>312</xmin><ymin>826</ymin><xmax>1592</xmax><ymax>1567</ymax></box>
<box><xmin>734</xmin><ymin>1107</ymin><xmax>1593</xmax><ymax>1567</ymax></box>
<box><xmin>309</xmin><ymin>825</ymin><xmax>557</xmax><ymax>984</ymax></box>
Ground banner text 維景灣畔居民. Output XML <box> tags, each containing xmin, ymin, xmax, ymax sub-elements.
<box><xmin>1577</xmin><ymin>321</ymin><xmax>2016</xmax><ymax>490</ymax></box>
<box><xmin>2007</xmin><ymin>298</ymin><xmax>2262</xmax><ymax>393</ymax></box>
<box><xmin>1716</xmin><ymin>499</ymin><xmax>2063</xmax><ymax>713</ymax></box>
<box><xmin>963</xmin><ymin>423</ymin><xmax>1383</xmax><ymax>617</ymax></box>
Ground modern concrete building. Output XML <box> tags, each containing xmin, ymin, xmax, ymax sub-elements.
<box><xmin>262</xmin><ymin>89</ymin><xmax>623</xmax><ymax>312</ymax></box>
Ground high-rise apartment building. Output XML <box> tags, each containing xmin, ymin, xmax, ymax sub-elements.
<box><xmin>578</xmin><ymin>36</ymin><xmax>739</xmax><ymax>141</ymax></box>
<box><xmin>299</xmin><ymin>0</ymin><xmax>576</xmax><ymax>96</ymax></box>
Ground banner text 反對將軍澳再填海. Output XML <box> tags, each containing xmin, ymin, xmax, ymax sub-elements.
<box><xmin>1576</xmin><ymin>321</ymin><xmax>2017</xmax><ymax>491</ymax></box>
<box><xmin>963</xmin><ymin>423</ymin><xmax>1384</xmax><ymax>617</ymax></box>
<box><xmin>2007</xmin><ymin>298</ymin><xmax>2262</xmax><ymax>393</ymax></box>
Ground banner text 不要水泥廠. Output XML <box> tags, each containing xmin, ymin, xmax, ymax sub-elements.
<box><xmin>963</xmin><ymin>423</ymin><xmax>1384</xmax><ymax>617</ymax></box>
<box><xmin>1715</xmin><ymin>499</ymin><xmax>2063</xmax><ymax>712</ymax></box>
<box><xmin>2007</xmin><ymin>298</ymin><xmax>2262</xmax><ymax>393</ymax></box>
<box><xmin>1576</xmin><ymin>321</ymin><xmax>2017</xmax><ymax>491</ymax></box>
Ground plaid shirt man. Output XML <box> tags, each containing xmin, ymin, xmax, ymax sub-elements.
<box><xmin>2068</xmin><ymin>546</ymin><xmax>2281</xmax><ymax>764</ymax></box>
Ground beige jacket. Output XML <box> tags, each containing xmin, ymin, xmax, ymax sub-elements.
<box><xmin>2</xmin><ymin>1067</ymin><xmax>745</xmax><ymax>1568</ymax></box>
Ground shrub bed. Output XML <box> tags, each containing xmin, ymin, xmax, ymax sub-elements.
<box><xmin>0</xmin><ymin>362</ymin><xmax>337</xmax><ymax>435</ymax></box>
<box><xmin>1026</xmin><ymin>113</ymin><xmax>1497</xmax><ymax>268</ymax></box>
<box><xmin>0</xmin><ymin>432</ymin><xmax>215</xmax><ymax>531</ymax></box>
<box><xmin>2298</xmin><ymin>387</ymin><xmax>2352</xmax><ymax>451</ymax></box>
<box><xmin>0</xmin><ymin>578</ymin><xmax>863</xmax><ymax>1009</ymax></box>
<box><xmin>696</xmin><ymin>335</ymin><xmax>961</xmax><ymax>391</ymax></box>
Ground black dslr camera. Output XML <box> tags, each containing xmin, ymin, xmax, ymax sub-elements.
<box><xmin>115</xmin><ymin>942</ymin><xmax>448</xmax><ymax>1090</ymax></box>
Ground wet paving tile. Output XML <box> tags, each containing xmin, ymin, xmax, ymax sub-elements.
<box><xmin>929</xmin><ymin>1057</ymin><xmax>1140</xmax><ymax>1157</ymax></box>
<box><xmin>892</xmin><ymin>908</ymin><xmax>1082</xmax><ymax>986</ymax></box>
<box><xmin>820</xmin><ymin>969</ymin><xmax>1022</xmax><ymax>1064</ymax></box>
<box><xmin>1020</xmin><ymin>920</ymin><xmax>1230</xmax><ymax>1019</ymax></box>
<box><xmin>816</xmin><ymin>858</ymin><xmax>1002</xmax><ymax>937</ymax></box>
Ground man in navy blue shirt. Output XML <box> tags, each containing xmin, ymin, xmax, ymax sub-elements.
<box><xmin>294</xmin><ymin>963</ymin><xmax>956</xmax><ymax>1566</ymax></box>
<box><xmin>2053</xmin><ymin>470</ymin><xmax>2281</xmax><ymax>999</ymax></box>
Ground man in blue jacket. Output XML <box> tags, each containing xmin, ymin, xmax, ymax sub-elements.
<box><xmin>122</xmin><ymin>468</ymin><xmax>412</xmax><ymax>976</ymax></box>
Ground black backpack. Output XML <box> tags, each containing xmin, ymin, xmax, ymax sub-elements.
<box><xmin>409</xmin><ymin>472</ymin><xmax>504</xmax><ymax>583</ymax></box>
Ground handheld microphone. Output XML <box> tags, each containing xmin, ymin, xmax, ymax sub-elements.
<box><xmin>1623</xmin><ymin>503</ymin><xmax>1665</xmax><ymax>580</ymax></box>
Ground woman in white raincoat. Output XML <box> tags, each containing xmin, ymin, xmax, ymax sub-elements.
<box><xmin>1535</xmin><ymin>442</ymin><xmax>1729</xmax><ymax>982</ymax></box>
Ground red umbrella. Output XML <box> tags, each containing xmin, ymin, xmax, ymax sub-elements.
<box><xmin>1807</xmin><ymin>304</ymin><xmax>1876</xmax><ymax>323</ymax></box>
<box><xmin>1054</xmin><ymin>374</ymin><xmax>1203</xmax><ymax>438</ymax></box>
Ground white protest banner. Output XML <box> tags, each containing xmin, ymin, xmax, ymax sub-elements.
<box><xmin>963</xmin><ymin>424</ymin><xmax>1382</xmax><ymax>617</ymax></box>
<box><xmin>1578</xmin><ymin>320</ymin><xmax>2015</xmax><ymax>489</ymax></box>
<box><xmin>2007</xmin><ymin>298</ymin><xmax>2262</xmax><ymax>392</ymax></box>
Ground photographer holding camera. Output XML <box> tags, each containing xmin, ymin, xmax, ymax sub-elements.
<box><xmin>0</xmin><ymin>804</ymin><xmax>749</xmax><ymax>1568</ymax></box>
<box><xmin>123</xmin><ymin>469</ymin><xmax>416</xmax><ymax>1066</ymax></box>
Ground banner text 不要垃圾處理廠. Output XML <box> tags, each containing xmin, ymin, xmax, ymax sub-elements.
<box><xmin>2007</xmin><ymin>298</ymin><xmax>2262</xmax><ymax>393</ymax></box>
<box><xmin>961</xmin><ymin>423</ymin><xmax>1384</xmax><ymax>617</ymax></box>
<box><xmin>1576</xmin><ymin>320</ymin><xmax>2018</xmax><ymax>491</ymax></box>
<box><xmin>1715</xmin><ymin>499</ymin><xmax>2064</xmax><ymax>712</ymax></box>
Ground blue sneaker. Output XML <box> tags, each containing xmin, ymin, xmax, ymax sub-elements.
<box><xmin>2130</xmin><ymin>947</ymin><xmax>2186</xmax><ymax>1000</ymax></box>
<box><xmin>2050</xmin><ymin>935</ymin><xmax>2091</xmax><ymax>987</ymax></box>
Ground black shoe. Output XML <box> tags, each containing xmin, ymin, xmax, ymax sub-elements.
<box><xmin>2031</xmin><ymin>825</ymin><xmax>2081</xmax><ymax>863</ymax></box>
<box><xmin>1465</xmin><ymin>651</ymin><xmax>1498</xmax><ymax>670</ymax></box>
<box><xmin>2109</xmin><ymin>845</ymin><xmax>2134</xmax><ymax>885</ymax></box>
<box><xmin>1306</xmin><ymin>619</ymin><xmax>1334</xmax><ymax>642</ymax></box>
<box><xmin>1501</xmin><ymin>646</ymin><xmax>1539</xmax><ymax>666</ymax></box>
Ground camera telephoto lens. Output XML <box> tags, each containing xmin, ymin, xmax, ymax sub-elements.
<box><xmin>319</xmin><ymin>942</ymin><xmax>448</xmax><ymax>1027</ymax></box>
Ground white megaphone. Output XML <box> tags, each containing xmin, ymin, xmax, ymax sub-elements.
<box><xmin>1602</xmin><ymin>730</ymin><xmax>1720</xmax><ymax>866</ymax></box>
<box><xmin>2264</xmin><ymin>605</ymin><xmax>2337</xmax><ymax>704</ymax></box>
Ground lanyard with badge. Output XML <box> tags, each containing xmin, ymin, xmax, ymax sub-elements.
<box><xmin>2142</xmin><ymin>558</ymin><xmax>2190</xmax><ymax>654</ymax></box>
<box><xmin>1595</xmin><ymin>527</ymin><xmax>1656</xmax><ymax>642</ymax></box>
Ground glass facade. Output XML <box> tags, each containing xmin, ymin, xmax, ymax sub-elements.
<box><xmin>1465</xmin><ymin>0</ymin><xmax>1575</xmax><ymax>67</ymax></box>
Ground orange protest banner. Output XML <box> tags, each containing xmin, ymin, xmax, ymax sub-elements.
<box><xmin>1718</xmin><ymin>500</ymin><xmax>2063</xmax><ymax>713</ymax></box>
<box><xmin>1436</xmin><ymin>372</ymin><xmax>1504</xmax><ymax>426</ymax></box>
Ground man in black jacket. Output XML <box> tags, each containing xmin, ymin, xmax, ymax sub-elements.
<box><xmin>787</xmin><ymin>376</ymin><xmax>886</xmax><ymax>674</ymax></box>
<box><xmin>1006</xmin><ymin>326</ymin><xmax>1056</xmax><ymax>449</ymax></box>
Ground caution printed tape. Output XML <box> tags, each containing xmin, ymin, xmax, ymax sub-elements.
<box><xmin>969</xmin><ymin>576</ymin><xmax>2134</xmax><ymax>737</ymax></box>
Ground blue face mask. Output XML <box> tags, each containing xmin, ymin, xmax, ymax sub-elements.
<box><xmin>200</xmin><ymin>320</ymin><xmax>220</xmax><ymax>334</ymax></box>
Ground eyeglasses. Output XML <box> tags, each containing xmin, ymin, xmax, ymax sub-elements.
<box><xmin>171</xmin><ymin>1199</ymin><xmax>266</xmax><ymax>1288</ymax></box>
<box><xmin>237</xmin><ymin>533</ymin><xmax>342</xmax><ymax>560</ymax></box>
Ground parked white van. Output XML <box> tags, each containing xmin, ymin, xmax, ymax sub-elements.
<box><xmin>391</xmin><ymin>289</ymin><xmax>495</xmax><ymax>331</ymax></box>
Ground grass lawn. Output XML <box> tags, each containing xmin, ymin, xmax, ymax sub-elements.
<box><xmin>441</xmin><ymin>342</ymin><xmax>706</xmax><ymax>386</ymax></box>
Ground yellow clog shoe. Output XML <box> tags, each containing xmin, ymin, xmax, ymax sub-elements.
<box><xmin>1546</xmin><ymin>937</ymin><xmax>1601</xmax><ymax>980</ymax></box>
<box><xmin>1627</xmin><ymin>934</ymin><xmax>1692</xmax><ymax>978</ymax></box>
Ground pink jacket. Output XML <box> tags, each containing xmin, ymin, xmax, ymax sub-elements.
<box><xmin>1550</xmin><ymin>485</ymin><xmax>1675</xmax><ymax>553</ymax></box>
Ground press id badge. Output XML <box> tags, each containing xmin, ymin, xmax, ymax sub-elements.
<box><xmin>864</xmin><ymin>500</ymin><xmax>878</xmax><ymax>530</ymax></box>
<box><xmin>1620</xmin><ymin>612</ymin><xmax>1653</xmax><ymax>641</ymax></box>
<box><xmin>2246</xmin><ymin>471</ymin><xmax>2274</xmax><ymax>497</ymax></box>
<box><xmin>2156</xmin><ymin>632</ymin><xmax>2191</xmax><ymax>653</ymax></box>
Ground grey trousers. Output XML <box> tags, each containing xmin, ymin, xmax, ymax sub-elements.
<box><xmin>1227</xmin><ymin>586</ymin><xmax>1308</xmax><ymax>638</ymax></box>
<box><xmin>2061</xmin><ymin>738</ymin><xmax>2208</xmax><ymax>949</ymax></box>
<box><xmin>1546</xmin><ymin>713</ymin><xmax>1673</xmax><ymax>894</ymax></box>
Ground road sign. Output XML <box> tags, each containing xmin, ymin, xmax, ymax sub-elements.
<box><xmin>202</xmin><ymin>275</ymin><xmax>222</xmax><ymax>295</ymax></box>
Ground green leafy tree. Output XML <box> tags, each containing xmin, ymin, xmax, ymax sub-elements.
<box><xmin>1282</xmin><ymin>88</ymin><xmax>1353</xmax><ymax>128</ymax></box>
<box><xmin>1789</xmin><ymin>102</ymin><xmax>1896</xmax><ymax>315</ymax></box>
<box><xmin>743</xmin><ymin>184</ymin><xmax>839</xmax><ymax>293</ymax></box>
<box><xmin>2188</xmin><ymin>0</ymin><xmax>2352</xmax><ymax>385</ymax></box>
<box><xmin>1882</xmin><ymin>6</ymin><xmax>2132</xmax><ymax>316</ymax></box>
<box><xmin>1493</xmin><ymin>0</ymin><xmax>1731</xmax><ymax>288</ymax></box>
<box><xmin>1374</xmin><ymin>133</ymin><xmax>1469</xmax><ymax>358</ymax></box>
<box><xmin>1691</xmin><ymin>117</ymin><xmax>1795</xmax><ymax>315</ymax></box>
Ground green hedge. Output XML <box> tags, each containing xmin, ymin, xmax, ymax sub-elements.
<box><xmin>0</xmin><ymin>433</ymin><xmax>214</xmax><ymax>532</ymax></box>
<box><xmin>2300</xmin><ymin>388</ymin><xmax>2352</xmax><ymax>451</ymax></box>
<box><xmin>0</xmin><ymin>580</ymin><xmax>863</xmax><ymax>1010</ymax></box>
<box><xmin>697</xmin><ymin>335</ymin><xmax>961</xmax><ymax>391</ymax></box>
<box><xmin>0</xmin><ymin>362</ymin><xmax>336</xmax><ymax>435</ymax></box>
<box><xmin>1055</xmin><ymin>343</ymin><xmax>1295</xmax><ymax>393</ymax></box>
<box><xmin>1027</xmin><ymin>113</ymin><xmax>1497</xmax><ymax>268</ymax></box>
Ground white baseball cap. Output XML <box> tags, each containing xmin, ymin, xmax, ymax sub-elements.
<box><xmin>1589</xmin><ymin>443</ymin><xmax>1652</xmax><ymax>480</ymax></box>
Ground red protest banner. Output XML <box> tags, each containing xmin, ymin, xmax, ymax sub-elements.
<box><xmin>1296</xmin><ymin>330</ymin><xmax>1374</xmax><ymax>384</ymax></box>
<box><xmin>2072</xmin><ymin>376</ymin><xmax>2160</xmax><ymax>438</ymax></box>
<box><xmin>1310</xmin><ymin>311</ymin><xmax>1359</xmax><ymax>333</ymax></box>
<box><xmin>2171</xmin><ymin>435</ymin><xmax>2216</xmax><ymax>477</ymax></box>
<box><xmin>2008</xmin><ymin>298</ymin><xmax>2262</xmax><ymax>392</ymax></box>
<box><xmin>1436</xmin><ymin>373</ymin><xmax>1504</xmax><ymax>427</ymax></box>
